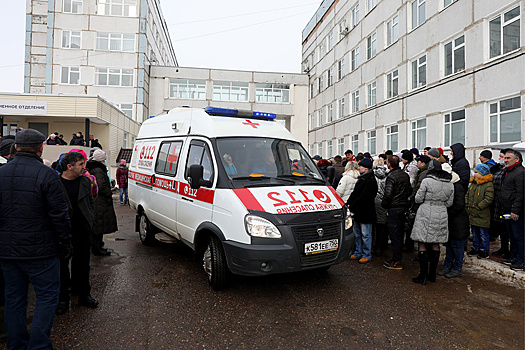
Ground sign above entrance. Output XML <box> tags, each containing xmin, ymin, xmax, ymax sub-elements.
<box><xmin>0</xmin><ymin>100</ymin><xmax>47</xmax><ymax>115</ymax></box>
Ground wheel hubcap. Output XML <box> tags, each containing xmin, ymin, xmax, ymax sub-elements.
<box><xmin>203</xmin><ymin>245</ymin><xmax>212</xmax><ymax>281</ymax></box>
<box><xmin>139</xmin><ymin>215</ymin><xmax>147</xmax><ymax>241</ymax></box>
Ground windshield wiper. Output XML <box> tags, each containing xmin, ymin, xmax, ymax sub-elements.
<box><xmin>277</xmin><ymin>174</ymin><xmax>327</xmax><ymax>184</ymax></box>
<box><xmin>232</xmin><ymin>175</ymin><xmax>295</xmax><ymax>184</ymax></box>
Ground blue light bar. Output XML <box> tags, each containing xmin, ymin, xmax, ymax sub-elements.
<box><xmin>205</xmin><ymin>106</ymin><xmax>276</xmax><ymax>120</ymax></box>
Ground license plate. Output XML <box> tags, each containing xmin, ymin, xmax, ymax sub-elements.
<box><xmin>304</xmin><ymin>239</ymin><xmax>338</xmax><ymax>255</ymax></box>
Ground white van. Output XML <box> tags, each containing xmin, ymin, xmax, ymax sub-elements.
<box><xmin>129</xmin><ymin>107</ymin><xmax>354</xmax><ymax>289</ymax></box>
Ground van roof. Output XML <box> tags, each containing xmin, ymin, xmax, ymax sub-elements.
<box><xmin>137</xmin><ymin>107</ymin><xmax>297</xmax><ymax>141</ymax></box>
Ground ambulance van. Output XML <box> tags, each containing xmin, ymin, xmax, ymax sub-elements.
<box><xmin>129</xmin><ymin>107</ymin><xmax>354</xmax><ymax>289</ymax></box>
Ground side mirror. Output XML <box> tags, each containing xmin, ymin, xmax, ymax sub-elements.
<box><xmin>188</xmin><ymin>164</ymin><xmax>203</xmax><ymax>190</ymax></box>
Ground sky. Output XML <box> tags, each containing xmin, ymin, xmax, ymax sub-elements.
<box><xmin>0</xmin><ymin>0</ymin><xmax>320</xmax><ymax>93</ymax></box>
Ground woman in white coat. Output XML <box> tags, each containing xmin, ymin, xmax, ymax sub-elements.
<box><xmin>336</xmin><ymin>161</ymin><xmax>359</xmax><ymax>202</ymax></box>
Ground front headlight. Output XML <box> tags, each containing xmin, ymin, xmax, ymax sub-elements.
<box><xmin>245</xmin><ymin>215</ymin><xmax>281</xmax><ymax>239</ymax></box>
<box><xmin>344</xmin><ymin>208</ymin><xmax>352</xmax><ymax>230</ymax></box>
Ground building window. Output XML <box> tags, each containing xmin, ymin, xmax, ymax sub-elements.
<box><xmin>338</xmin><ymin>98</ymin><xmax>345</xmax><ymax>119</ymax></box>
<box><xmin>489</xmin><ymin>6</ymin><xmax>520</xmax><ymax>59</ymax></box>
<box><xmin>310</xmin><ymin>82</ymin><xmax>315</xmax><ymax>99</ymax></box>
<box><xmin>327</xmin><ymin>103</ymin><xmax>334</xmax><ymax>122</ymax></box>
<box><xmin>386</xmin><ymin>125</ymin><xmax>399</xmax><ymax>152</ymax></box>
<box><xmin>327</xmin><ymin>68</ymin><xmax>333</xmax><ymax>87</ymax></box>
<box><xmin>352</xmin><ymin>90</ymin><xmax>359</xmax><ymax>113</ymax></box>
<box><xmin>352</xmin><ymin>134</ymin><xmax>359</xmax><ymax>154</ymax></box>
<box><xmin>123</xmin><ymin>132</ymin><xmax>129</xmax><ymax>148</ymax></box>
<box><xmin>386</xmin><ymin>70</ymin><xmax>399</xmax><ymax>99</ymax></box>
<box><xmin>169</xmin><ymin>79</ymin><xmax>206</xmax><ymax>99</ymax></box>
<box><xmin>367</xmin><ymin>130</ymin><xmax>376</xmax><ymax>155</ymax></box>
<box><xmin>320</xmin><ymin>39</ymin><xmax>326</xmax><ymax>57</ymax></box>
<box><xmin>62</xmin><ymin>31</ymin><xmax>81</xmax><ymax>49</ymax></box>
<box><xmin>412</xmin><ymin>118</ymin><xmax>427</xmax><ymax>149</ymax></box>
<box><xmin>367</xmin><ymin>0</ymin><xmax>378</xmax><ymax>13</ymax></box>
<box><xmin>119</xmin><ymin>103</ymin><xmax>133</xmax><ymax>118</ymax></box>
<box><xmin>309</xmin><ymin>113</ymin><xmax>316</xmax><ymax>130</ymax></box>
<box><xmin>367</xmin><ymin>81</ymin><xmax>376</xmax><ymax>107</ymax></box>
<box><xmin>351</xmin><ymin>47</ymin><xmax>360</xmax><ymax>71</ymax></box>
<box><xmin>352</xmin><ymin>4</ymin><xmax>360</xmax><ymax>27</ymax></box>
<box><xmin>318</xmin><ymin>76</ymin><xmax>324</xmax><ymax>93</ymax></box>
<box><xmin>339</xmin><ymin>20</ymin><xmax>348</xmax><ymax>40</ymax></box>
<box><xmin>309</xmin><ymin>144</ymin><xmax>315</xmax><ymax>156</ymax></box>
<box><xmin>444</xmin><ymin>0</ymin><xmax>456</xmax><ymax>8</ymax></box>
<box><xmin>367</xmin><ymin>32</ymin><xmax>377</xmax><ymax>60</ymax></box>
<box><xmin>97</xmin><ymin>0</ymin><xmax>137</xmax><ymax>17</ymax></box>
<box><xmin>213</xmin><ymin>81</ymin><xmax>248</xmax><ymax>101</ymax></box>
<box><xmin>444</xmin><ymin>35</ymin><xmax>465</xmax><ymax>76</ymax></box>
<box><xmin>327</xmin><ymin>140</ymin><xmax>333</xmax><ymax>158</ymax></box>
<box><xmin>490</xmin><ymin>96</ymin><xmax>521</xmax><ymax>143</ymax></box>
<box><xmin>338</xmin><ymin>138</ymin><xmax>345</xmax><ymax>155</ymax></box>
<box><xmin>64</xmin><ymin>0</ymin><xmax>82</xmax><ymax>13</ymax></box>
<box><xmin>412</xmin><ymin>0</ymin><xmax>426</xmax><ymax>29</ymax></box>
<box><xmin>96</xmin><ymin>33</ymin><xmax>135</xmax><ymax>52</ymax></box>
<box><xmin>387</xmin><ymin>15</ymin><xmax>399</xmax><ymax>46</ymax></box>
<box><xmin>320</xmin><ymin>142</ymin><xmax>325</xmax><ymax>158</ymax></box>
<box><xmin>96</xmin><ymin>68</ymin><xmax>133</xmax><ymax>86</ymax></box>
<box><xmin>255</xmin><ymin>84</ymin><xmax>290</xmax><ymax>103</ymax></box>
<box><xmin>412</xmin><ymin>55</ymin><xmax>427</xmax><ymax>89</ymax></box>
<box><xmin>328</xmin><ymin>32</ymin><xmax>334</xmax><ymax>51</ymax></box>
<box><xmin>61</xmin><ymin>67</ymin><xmax>80</xmax><ymax>84</ymax></box>
<box><xmin>318</xmin><ymin>109</ymin><xmax>324</xmax><ymax>126</ymax></box>
<box><xmin>338</xmin><ymin>58</ymin><xmax>345</xmax><ymax>80</ymax></box>
<box><xmin>444</xmin><ymin>110</ymin><xmax>465</xmax><ymax>147</ymax></box>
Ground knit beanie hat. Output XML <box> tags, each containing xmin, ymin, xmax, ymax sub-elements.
<box><xmin>428</xmin><ymin>148</ymin><xmax>440</xmax><ymax>158</ymax></box>
<box><xmin>474</xmin><ymin>163</ymin><xmax>490</xmax><ymax>176</ymax></box>
<box><xmin>358</xmin><ymin>158</ymin><xmax>373</xmax><ymax>169</ymax></box>
<box><xmin>69</xmin><ymin>148</ymin><xmax>87</xmax><ymax>161</ymax></box>
<box><xmin>92</xmin><ymin>149</ymin><xmax>107</xmax><ymax>162</ymax></box>
<box><xmin>120</xmin><ymin>159</ymin><xmax>126</xmax><ymax>165</ymax></box>
<box><xmin>402</xmin><ymin>150</ymin><xmax>414</xmax><ymax>162</ymax></box>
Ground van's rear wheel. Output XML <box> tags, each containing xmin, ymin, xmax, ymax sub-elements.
<box><xmin>203</xmin><ymin>236</ymin><xmax>228</xmax><ymax>289</ymax></box>
<box><xmin>138</xmin><ymin>212</ymin><xmax>156</xmax><ymax>246</ymax></box>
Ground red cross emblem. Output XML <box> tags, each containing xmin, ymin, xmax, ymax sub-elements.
<box><xmin>243</xmin><ymin>119</ymin><xmax>260</xmax><ymax>129</ymax></box>
<box><xmin>167</xmin><ymin>146</ymin><xmax>178</xmax><ymax>171</ymax></box>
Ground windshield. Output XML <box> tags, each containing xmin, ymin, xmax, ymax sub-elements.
<box><xmin>216</xmin><ymin>137</ymin><xmax>323</xmax><ymax>181</ymax></box>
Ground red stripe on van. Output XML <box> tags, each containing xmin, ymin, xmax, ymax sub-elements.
<box><xmin>129</xmin><ymin>170</ymin><xmax>152</xmax><ymax>186</ymax></box>
<box><xmin>327</xmin><ymin>186</ymin><xmax>346</xmax><ymax>207</ymax></box>
<box><xmin>233</xmin><ymin>188</ymin><xmax>265</xmax><ymax>212</ymax></box>
<box><xmin>179</xmin><ymin>182</ymin><xmax>215</xmax><ymax>204</ymax></box>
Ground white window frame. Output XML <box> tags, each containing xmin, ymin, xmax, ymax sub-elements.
<box><xmin>328</xmin><ymin>32</ymin><xmax>334</xmax><ymax>51</ymax></box>
<box><xmin>318</xmin><ymin>76</ymin><xmax>324</xmax><ymax>93</ymax></box>
<box><xmin>60</xmin><ymin>66</ymin><xmax>80</xmax><ymax>85</ymax></box>
<box><xmin>123</xmin><ymin>132</ymin><xmax>129</xmax><ymax>148</ymax></box>
<box><xmin>327</xmin><ymin>68</ymin><xmax>333</xmax><ymax>87</ymax></box>
<box><xmin>386</xmin><ymin>125</ymin><xmax>399</xmax><ymax>152</ymax></box>
<box><xmin>386</xmin><ymin>70</ymin><xmax>399</xmax><ymax>99</ymax></box>
<box><xmin>367</xmin><ymin>32</ymin><xmax>377</xmax><ymax>60</ymax></box>
<box><xmin>338</xmin><ymin>138</ymin><xmax>345</xmax><ymax>156</ymax></box>
<box><xmin>367</xmin><ymin>130</ymin><xmax>377</xmax><ymax>155</ymax></box>
<box><xmin>367</xmin><ymin>0</ymin><xmax>378</xmax><ymax>13</ymax></box>
<box><xmin>309</xmin><ymin>144</ymin><xmax>315</xmax><ymax>156</ymax></box>
<box><xmin>97</xmin><ymin>0</ymin><xmax>137</xmax><ymax>17</ymax></box>
<box><xmin>169</xmin><ymin>79</ymin><xmax>206</xmax><ymax>99</ymax></box>
<box><xmin>489</xmin><ymin>96</ymin><xmax>522</xmax><ymax>144</ymax></box>
<box><xmin>310</xmin><ymin>82</ymin><xmax>315</xmax><ymax>99</ymax></box>
<box><xmin>351</xmin><ymin>134</ymin><xmax>359</xmax><ymax>154</ymax></box>
<box><xmin>351</xmin><ymin>47</ymin><xmax>360</xmax><ymax>71</ymax></box>
<box><xmin>318</xmin><ymin>108</ymin><xmax>324</xmax><ymax>126</ymax></box>
<box><xmin>444</xmin><ymin>35</ymin><xmax>465</xmax><ymax>76</ymax></box>
<box><xmin>327</xmin><ymin>140</ymin><xmax>333</xmax><ymax>158</ymax></box>
<box><xmin>411</xmin><ymin>118</ymin><xmax>427</xmax><ymax>149</ymax></box>
<box><xmin>309</xmin><ymin>113</ymin><xmax>316</xmax><ymax>130</ymax></box>
<box><xmin>255</xmin><ymin>84</ymin><xmax>290</xmax><ymax>103</ymax></box>
<box><xmin>444</xmin><ymin>0</ymin><xmax>456</xmax><ymax>8</ymax></box>
<box><xmin>489</xmin><ymin>6</ymin><xmax>521</xmax><ymax>60</ymax></box>
<box><xmin>320</xmin><ymin>141</ymin><xmax>325</xmax><ymax>158</ymax></box>
<box><xmin>367</xmin><ymin>81</ymin><xmax>377</xmax><ymax>107</ymax></box>
<box><xmin>339</xmin><ymin>19</ymin><xmax>348</xmax><ymax>40</ymax></box>
<box><xmin>327</xmin><ymin>103</ymin><xmax>334</xmax><ymax>123</ymax></box>
<box><xmin>338</xmin><ymin>97</ymin><xmax>345</xmax><ymax>119</ymax></box>
<box><xmin>119</xmin><ymin>103</ymin><xmax>133</xmax><ymax>118</ymax></box>
<box><xmin>338</xmin><ymin>58</ymin><xmax>345</xmax><ymax>80</ymax></box>
<box><xmin>62</xmin><ymin>30</ymin><xmax>81</xmax><ymax>49</ymax></box>
<box><xmin>387</xmin><ymin>15</ymin><xmax>399</xmax><ymax>46</ymax></box>
<box><xmin>96</xmin><ymin>32</ymin><xmax>135</xmax><ymax>52</ymax></box>
<box><xmin>320</xmin><ymin>39</ymin><xmax>326</xmax><ymax>57</ymax></box>
<box><xmin>352</xmin><ymin>90</ymin><xmax>359</xmax><ymax>113</ymax></box>
<box><xmin>213</xmin><ymin>81</ymin><xmax>249</xmax><ymax>101</ymax></box>
<box><xmin>412</xmin><ymin>54</ymin><xmax>427</xmax><ymax>89</ymax></box>
<box><xmin>96</xmin><ymin>67</ymin><xmax>133</xmax><ymax>87</ymax></box>
<box><xmin>352</xmin><ymin>4</ymin><xmax>360</xmax><ymax>28</ymax></box>
<box><xmin>444</xmin><ymin>109</ymin><xmax>466</xmax><ymax>147</ymax></box>
<box><xmin>64</xmin><ymin>0</ymin><xmax>82</xmax><ymax>13</ymax></box>
<box><xmin>411</xmin><ymin>0</ymin><xmax>426</xmax><ymax>30</ymax></box>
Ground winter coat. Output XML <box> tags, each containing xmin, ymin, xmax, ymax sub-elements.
<box><xmin>450</xmin><ymin>143</ymin><xmax>470</xmax><ymax>191</ymax></box>
<box><xmin>86</xmin><ymin>160</ymin><xmax>118</xmax><ymax>235</ymax></box>
<box><xmin>116</xmin><ymin>165</ymin><xmax>129</xmax><ymax>188</ymax></box>
<box><xmin>61</xmin><ymin>175</ymin><xmax>95</xmax><ymax>232</ymax></box>
<box><xmin>333</xmin><ymin>162</ymin><xmax>345</xmax><ymax>177</ymax></box>
<box><xmin>403</xmin><ymin>160</ymin><xmax>419</xmax><ymax>187</ymax></box>
<box><xmin>381</xmin><ymin>168</ymin><xmax>412</xmax><ymax>210</ymax></box>
<box><xmin>346</xmin><ymin>170</ymin><xmax>378</xmax><ymax>224</ymax></box>
<box><xmin>373</xmin><ymin>166</ymin><xmax>388</xmax><ymax>224</ymax></box>
<box><xmin>498</xmin><ymin>163</ymin><xmax>524</xmax><ymax>215</ymax></box>
<box><xmin>336</xmin><ymin>170</ymin><xmax>359</xmax><ymax>202</ymax></box>
<box><xmin>0</xmin><ymin>151</ymin><xmax>71</xmax><ymax>260</ymax></box>
<box><xmin>409</xmin><ymin>165</ymin><xmax>428</xmax><ymax>203</ymax></box>
<box><xmin>410</xmin><ymin>169</ymin><xmax>454</xmax><ymax>243</ymax></box>
<box><xmin>465</xmin><ymin>174</ymin><xmax>494</xmax><ymax>228</ymax></box>
<box><xmin>491</xmin><ymin>164</ymin><xmax>506</xmax><ymax>221</ymax></box>
<box><xmin>447</xmin><ymin>173</ymin><xmax>470</xmax><ymax>241</ymax></box>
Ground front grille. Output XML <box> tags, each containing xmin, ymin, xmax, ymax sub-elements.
<box><xmin>291</xmin><ymin>222</ymin><xmax>342</xmax><ymax>266</ymax></box>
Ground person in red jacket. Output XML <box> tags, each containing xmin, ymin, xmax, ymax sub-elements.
<box><xmin>116</xmin><ymin>159</ymin><xmax>129</xmax><ymax>205</ymax></box>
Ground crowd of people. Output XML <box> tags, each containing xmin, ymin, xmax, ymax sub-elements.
<box><xmin>43</xmin><ymin>131</ymin><xmax>103</xmax><ymax>148</ymax></box>
<box><xmin>0</xmin><ymin>129</ymin><xmax>120</xmax><ymax>349</ymax></box>
<box><xmin>314</xmin><ymin>144</ymin><xmax>524</xmax><ymax>284</ymax></box>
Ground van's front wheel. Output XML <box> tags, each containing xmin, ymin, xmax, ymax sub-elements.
<box><xmin>138</xmin><ymin>212</ymin><xmax>156</xmax><ymax>246</ymax></box>
<box><xmin>203</xmin><ymin>236</ymin><xmax>228</xmax><ymax>289</ymax></box>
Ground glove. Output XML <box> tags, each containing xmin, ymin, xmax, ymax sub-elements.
<box><xmin>59</xmin><ymin>241</ymin><xmax>73</xmax><ymax>260</ymax></box>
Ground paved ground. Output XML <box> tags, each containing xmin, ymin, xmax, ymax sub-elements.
<box><xmin>2</xmin><ymin>197</ymin><xmax>524</xmax><ymax>349</ymax></box>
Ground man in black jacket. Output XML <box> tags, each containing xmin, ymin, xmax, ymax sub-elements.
<box><xmin>347</xmin><ymin>158</ymin><xmax>377</xmax><ymax>264</ymax></box>
<box><xmin>450</xmin><ymin>143</ymin><xmax>470</xmax><ymax>191</ymax></box>
<box><xmin>0</xmin><ymin>129</ymin><xmax>72</xmax><ymax>350</ymax></box>
<box><xmin>57</xmin><ymin>152</ymin><xmax>98</xmax><ymax>315</ymax></box>
<box><xmin>381</xmin><ymin>155</ymin><xmax>412</xmax><ymax>270</ymax></box>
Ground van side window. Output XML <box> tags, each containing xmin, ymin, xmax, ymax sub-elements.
<box><xmin>185</xmin><ymin>142</ymin><xmax>214</xmax><ymax>185</ymax></box>
<box><xmin>155</xmin><ymin>141</ymin><xmax>183</xmax><ymax>176</ymax></box>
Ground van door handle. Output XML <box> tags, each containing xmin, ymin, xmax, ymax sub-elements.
<box><xmin>150</xmin><ymin>174</ymin><xmax>155</xmax><ymax>187</ymax></box>
<box><xmin>181</xmin><ymin>197</ymin><xmax>193</xmax><ymax>203</ymax></box>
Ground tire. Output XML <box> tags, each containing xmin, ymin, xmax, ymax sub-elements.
<box><xmin>202</xmin><ymin>235</ymin><xmax>229</xmax><ymax>289</ymax></box>
<box><xmin>138</xmin><ymin>212</ymin><xmax>156</xmax><ymax>246</ymax></box>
